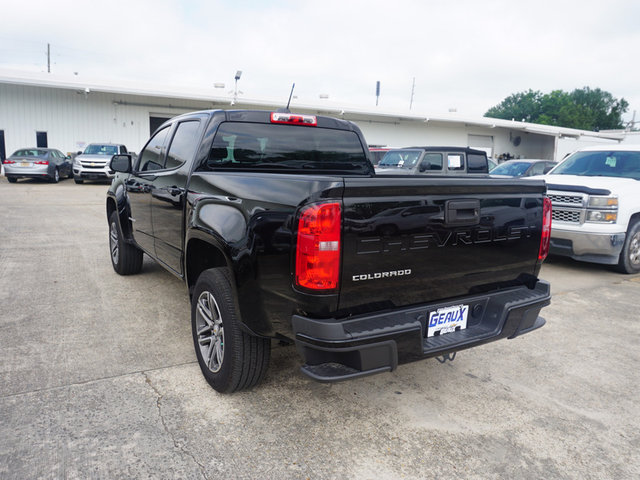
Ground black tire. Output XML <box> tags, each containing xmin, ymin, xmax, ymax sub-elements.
<box><xmin>7</xmin><ymin>177</ymin><xmax>17</xmax><ymax>183</ymax></box>
<box><xmin>108</xmin><ymin>211</ymin><xmax>143</xmax><ymax>275</ymax></box>
<box><xmin>191</xmin><ymin>268</ymin><xmax>270</xmax><ymax>393</ymax></box>
<box><xmin>616</xmin><ymin>220</ymin><xmax>640</xmax><ymax>274</ymax></box>
<box><xmin>74</xmin><ymin>177</ymin><xmax>84</xmax><ymax>184</ymax></box>
<box><xmin>51</xmin><ymin>168</ymin><xmax>60</xmax><ymax>183</ymax></box>
<box><xmin>67</xmin><ymin>168</ymin><xmax>74</xmax><ymax>179</ymax></box>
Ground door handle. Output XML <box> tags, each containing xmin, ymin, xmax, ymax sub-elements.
<box><xmin>445</xmin><ymin>199</ymin><xmax>480</xmax><ymax>226</ymax></box>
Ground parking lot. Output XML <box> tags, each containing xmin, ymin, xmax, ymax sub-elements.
<box><xmin>1</xmin><ymin>177</ymin><xmax>639</xmax><ymax>480</ymax></box>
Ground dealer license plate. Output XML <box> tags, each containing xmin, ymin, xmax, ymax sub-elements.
<box><xmin>20</xmin><ymin>162</ymin><xmax>30</xmax><ymax>167</ymax></box>
<box><xmin>427</xmin><ymin>304</ymin><xmax>469</xmax><ymax>337</ymax></box>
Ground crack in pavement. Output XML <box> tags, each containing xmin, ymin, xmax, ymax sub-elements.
<box><xmin>142</xmin><ymin>372</ymin><xmax>210</xmax><ymax>480</ymax></box>
<box><xmin>0</xmin><ymin>361</ymin><xmax>198</xmax><ymax>400</ymax></box>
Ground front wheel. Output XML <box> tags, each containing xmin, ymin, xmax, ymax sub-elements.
<box><xmin>191</xmin><ymin>268</ymin><xmax>270</xmax><ymax>393</ymax></box>
<box><xmin>617</xmin><ymin>220</ymin><xmax>640</xmax><ymax>274</ymax></box>
<box><xmin>108</xmin><ymin>211</ymin><xmax>143</xmax><ymax>275</ymax></box>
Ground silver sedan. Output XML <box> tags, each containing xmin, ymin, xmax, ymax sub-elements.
<box><xmin>3</xmin><ymin>148</ymin><xmax>74</xmax><ymax>183</ymax></box>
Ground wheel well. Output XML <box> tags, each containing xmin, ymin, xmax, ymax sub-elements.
<box><xmin>629</xmin><ymin>212</ymin><xmax>640</xmax><ymax>228</ymax></box>
<box><xmin>186</xmin><ymin>238</ymin><xmax>228</xmax><ymax>293</ymax></box>
<box><xmin>106</xmin><ymin>198</ymin><xmax>117</xmax><ymax>224</ymax></box>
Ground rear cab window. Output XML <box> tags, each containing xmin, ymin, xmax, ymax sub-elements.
<box><xmin>200</xmin><ymin>122</ymin><xmax>371</xmax><ymax>174</ymax></box>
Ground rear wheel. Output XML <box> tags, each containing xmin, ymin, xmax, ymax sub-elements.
<box><xmin>108</xmin><ymin>211</ymin><xmax>143</xmax><ymax>275</ymax></box>
<box><xmin>7</xmin><ymin>177</ymin><xmax>17</xmax><ymax>183</ymax></box>
<box><xmin>51</xmin><ymin>168</ymin><xmax>60</xmax><ymax>183</ymax></box>
<box><xmin>191</xmin><ymin>268</ymin><xmax>270</xmax><ymax>393</ymax></box>
<box><xmin>617</xmin><ymin>220</ymin><xmax>640</xmax><ymax>274</ymax></box>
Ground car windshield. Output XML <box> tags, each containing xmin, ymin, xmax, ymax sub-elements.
<box><xmin>377</xmin><ymin>150</ymin><xmax>422</xmax><ymax>169</ymax></box>
<box><xmin>12</xmin><ymin>149</ymin><xmax>48</xmax><ymax>158</ymax></box>
<box><xmin>552</xmin><ymin>151</ymin><xmax>640</xmax><ymax>180</ymax></box>
<box><xmin>491</xmin><ymin>162</ymin><xmax>531</xmax><ymax>176</ymax></box>
<box><xmin>84</xmin><ymin>145</ymin><xmax>118</xmax><ymax>155</ymax></box>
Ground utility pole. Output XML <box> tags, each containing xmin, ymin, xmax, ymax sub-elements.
<box><xmin>47</xmin><ymin>43</ymin><xmax>50</xmax><ymax>73</ymax></box>
<box><xmin>409</xmin><ymin>77</ymin><xmax>415</xmax><ymax>110</ymax></box>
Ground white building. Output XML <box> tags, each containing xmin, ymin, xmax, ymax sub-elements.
<box><xmin>0</xmin><ymin>69</ymin><xmax>628</xmax><ymax>163</ymax></box>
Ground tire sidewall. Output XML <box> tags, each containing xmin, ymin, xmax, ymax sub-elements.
<box><xmin>619</xmin><ymin>220</ymin><xmax>640</xmax><ymax>274</ymax></box>
<box><xmin>191</xmin><ymin>269</ymin><xmax>240</xmax><ymax>393</ymax></box>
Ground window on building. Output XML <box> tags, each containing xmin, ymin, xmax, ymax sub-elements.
<box><xmin>36</xmin><ymin>131</ymin><xmax>48</xmax><ymax>148</ymax></box>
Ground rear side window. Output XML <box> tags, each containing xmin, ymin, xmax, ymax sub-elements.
<box><xmin>201</xmin><ymin>122</ymin><xmax>370</xmax><ymax>174</ymax></box>
<box><xmin>467</xmin><ymin>153</ymin><xmax>488</xmax><ymax>173</ymax></box>
<box><xmin>165</xmin><ymin>121</ymin><xmax>201</xmax><ymax>170</ymax></box>
<box><xmin>448</xmin><ymin>154</ymin><xmax>464</xmax><ymax>171</ymax></box>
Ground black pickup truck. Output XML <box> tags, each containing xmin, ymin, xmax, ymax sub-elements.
<box><xmin>106</xmin><ymin>109</ymin><xmax>552</xmax><ymax>393</ymax></box>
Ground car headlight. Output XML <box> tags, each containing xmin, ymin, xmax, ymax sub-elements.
<box><xmin>588</xmin><ymin>196</ymin><xmax>618</xmax><ymax>207</ymax></box>
<box><xmin>586</xmin><ymin>211</ymin><xmax>617</xmax><ymax>223</ymax></box>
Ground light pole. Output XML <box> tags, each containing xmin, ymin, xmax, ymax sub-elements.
<box><xmin>232</xmin><ymin>70</ymin><xmax>242</xmax><ymax>105</ymax></box>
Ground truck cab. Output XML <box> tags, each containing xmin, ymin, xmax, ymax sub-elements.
<box><xmin>375</xmin><ymin>146</ymin><xmax>489</xmax><ymax>175</ymax></box>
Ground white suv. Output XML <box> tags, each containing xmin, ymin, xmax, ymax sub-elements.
<box><xmin>544</xmin><ymin>145</ymin><xmax>640</xmax><ymax>273</ymax></box>
<box><xmin>73</xmin><ymin>143</ymin><xmax>128</xmax><ymax>183</ymax></box>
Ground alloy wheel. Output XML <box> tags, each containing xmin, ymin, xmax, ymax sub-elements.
<box><xmin>195</xmin><ymin>291</ymin><xmax>225</xmax><ymax>373</ymax></box>
<box><xmin>109</xmin><ymin>221</ymin><xmax>119</xmax><ymax>265</ymax></box>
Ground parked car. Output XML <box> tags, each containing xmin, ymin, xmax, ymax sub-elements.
<box><xmin>2</xmin><ymin>148</ymin><xmax>73</xmax><ymax>183</ymax></box>
<box><xmin>544</xmin><ymin>145</ymin><xmax>640</xmax><ymax>273</ymax></box>
<box><xmin>375</xmin><ymin>147</ymin><xmax>489</xmax><ymax>175</ymax></box>
<box><xmin>106</xmin><ymin>109</ymin><xmax>551</xmax><ymax>393</ymax></box>
<box><xmin>491</xmin><ymin>159</ymin><xmax>557</xmax><ymax>177</ymax></box>
<box><xmin>73</xmin><ymin>143</ymin><xmax>129</xmax><ymax>183</ymax></box>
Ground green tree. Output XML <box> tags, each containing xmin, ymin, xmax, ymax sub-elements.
<box><xmin>485</xmin><ymin>87</ymin><xmax>628</xmax><ymax>130</ymax></box>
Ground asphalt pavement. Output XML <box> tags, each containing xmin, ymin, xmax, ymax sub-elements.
<box><xmin>0</xmin><ymin>178</ymin><xmax>638</xmax><ymax>479</ymax></box>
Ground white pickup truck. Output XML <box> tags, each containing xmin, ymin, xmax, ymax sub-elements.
<box><xmin>544</xmin><ymin>145</ymin><xmax>640</xmax><ymax>273</ymax></box>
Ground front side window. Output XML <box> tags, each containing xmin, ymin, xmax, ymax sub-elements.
<box><xmin>165</xmin><ymin>121</ymin><xmax>201</xmax><ymax>170</ymax></box>
<box><xmin>138</xmin><ymin>127</ymin><xmax>170</xmax><ymax>172</ymax></box>
<box><xmin>202</xmin><ymin>122</ymin><xmax>369</xmax><ymax>173</ymax></box>
<box><xmin>419</xmin><ymin>153</ymin><xmax>443</xmax><ymax>172</ymax></box>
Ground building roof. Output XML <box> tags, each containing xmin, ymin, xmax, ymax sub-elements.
<box><xmin>0</xmin><ymin>68</ymin><xmax>625</xmax><ymax>142</ymax></box>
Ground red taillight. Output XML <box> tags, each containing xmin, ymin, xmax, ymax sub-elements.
<box><xmin>538</xmin><ymin>197</ymin><xmax>552</xmax><ymax>261</ymax></box>
<box><xmin>271</xmin><ymin>112</ymin><xmax>317</xmax><ymax>126</ymax></box>
<box><xmin>3</xmin><ymin>160</ymin><xmax>15</xmax><ymax>164</ymax></box>
<box><xmin>295</xmin><ymin>202</ymin><xmax>341</xmax><ymax>290</ymax></box>
<box><xmin>34</xmin><ymin>160</ymin><xmax>49</xmax><ymax>165</ymax></box>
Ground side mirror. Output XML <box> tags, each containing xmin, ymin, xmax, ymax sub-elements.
<box><xmin>110</xmin><ymin>154</ymin><xmax>132</xmax><ymax>173</ymax></box>
<box><xmin>77</xmin><ymin>151</ymin><xmax>82</xmax><ymax>155</ymax></box>
<box><xmin>543</xmin><ymin>166</ymin><xmax>554</xmax><ymax>174</ymax></box>
<box><xmin>419</xmin><ymin>162</ymin><xmax>431</xmax><ymax>172</ymax></box>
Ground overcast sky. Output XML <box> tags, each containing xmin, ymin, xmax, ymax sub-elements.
<box><xmin>1</xmin><ymin>0</ymin><xmax>639</xmax><ymax>123</ymax></box>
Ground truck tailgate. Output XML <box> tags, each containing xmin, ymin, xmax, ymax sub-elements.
<box><xmin>339</xmin><ymin>177</ymin><xmax>546</xmax><ymax>310</ymax></box>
